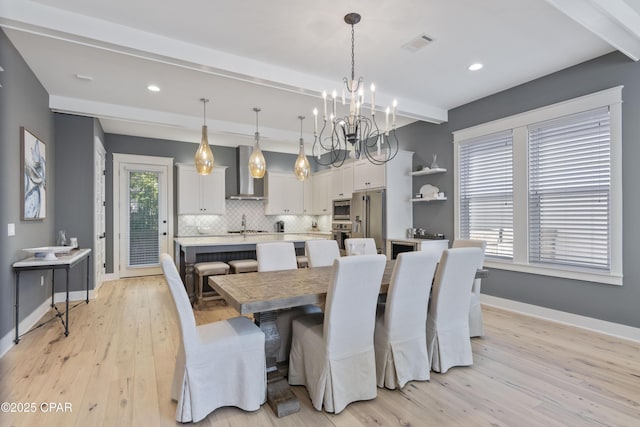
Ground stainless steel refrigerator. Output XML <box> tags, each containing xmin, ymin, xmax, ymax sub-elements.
<box><xmin>350</xmin><ymin>189</ymin><xmax>386</xmax><ymax>254</ymax></box>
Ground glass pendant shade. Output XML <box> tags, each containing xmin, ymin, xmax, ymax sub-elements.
<box><xmin>195</xmin><ymin>98</ymin><xmax>214</xmax><ymax>175</ymax></box>
<box><xmin>248</xmin><ymin>142</ymin><xmax>266</xmax><ymax>178</ymax></box>
<box><xmin>294</xmin><ymin>143</ymin><xmax>311</xmax><ymax>181</ymax></box>
<box><xmin>195</xmin><ymin>125</ymin><xmax>214</xmax><ymax>175</ymax></box>
<box><xmin>249</xmin><ymin>108</ymin><xmax>267</xmax><ymax>178</ymax></box>
<box><xmin>294</xmin><ymin>115</ymin><xmax>311</xmax><ymax>181</ymax></box>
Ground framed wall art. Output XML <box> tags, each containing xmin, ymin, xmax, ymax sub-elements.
<box><xmin>21</xmin><ymin>126</ymin><xmax>46</xmax><ymax>220</ymax></box>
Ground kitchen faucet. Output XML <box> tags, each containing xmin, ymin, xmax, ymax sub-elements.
<box><xmin>241</xmin><ymin>214</ymin><xmax>246</xmax><ymax>238</ymax></box>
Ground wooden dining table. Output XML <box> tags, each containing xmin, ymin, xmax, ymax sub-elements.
<box><xmin>209</xmin><ymin>261</ymin><xmax>488</xmax><ymax>417</ymax></box>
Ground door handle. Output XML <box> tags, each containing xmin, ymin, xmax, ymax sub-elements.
<box><xmin>162</xmin><ymin>232</ymin><xmax>167</xmax><ymax>236</ymax></box>
<box><xmin>98</xmin><ymin>233</ymin><xmax>106</xmax><ymax>239</ymax></box>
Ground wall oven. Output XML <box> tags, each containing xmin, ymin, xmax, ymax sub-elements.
<box><xmin>332</xmin><ymin>199</ymin><xmax>351</xmax><ymax>220</ymax></box>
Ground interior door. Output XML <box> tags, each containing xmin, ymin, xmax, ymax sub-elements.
<box><xmin>94</xmin><ymin>137</ymin><xmax>106</xmax><ymax>289</ymax></box>
<box><xmin>118</xmin><ymin>162</ymin><xmax>170</xmax><ymax>277</ymax></box>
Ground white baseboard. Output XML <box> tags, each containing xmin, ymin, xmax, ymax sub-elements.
<box><xmin>104</xmin><ymin>273</ymin><xmax>118</xmax><ymax>282</ymax></box>
<box><xmin>481</xmin><ymin>294</ymin><xmax>640</xmax><ymax>343</ymax></box>
<box><xmin>0</xmin><ymin>290</ymin><xmax>96</xmax><ymax>359</ymax></box>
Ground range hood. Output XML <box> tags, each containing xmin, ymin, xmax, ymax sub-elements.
<box><xmin>227</xmin><ymin>146</ymin><xmax>266</xmax><ymax>200</ymax></box>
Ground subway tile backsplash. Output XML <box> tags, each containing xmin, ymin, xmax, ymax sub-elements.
<box><xmin>177</xmin><ymin>199</ymin><xmax>332</xmax><ymax>236</ymax></box>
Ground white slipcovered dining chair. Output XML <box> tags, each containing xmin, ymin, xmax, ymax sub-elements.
<box><xmin>427</xmin><ymin>247</ymin><xmax>483</xmax><ymax>373</ymax></box>
<box><xmin>344</xmin><ymin>237</ymin><xmax>377</xmax><ymax>255</ymax></box>
<box><xmin>452</xmin><ymin>239</ymin><xmax>487</xmax><ymax>337</ymax></box>
<box><xmin>256</xmin><ymin>242</ymin><xmax>321</xmax><ymax>362</ymax></box>
<box><xmin>288</xmin><ymin>254</ymin><xmax>387</xmax><ymax>413</ymax></box>
<box><xmin>305</xmin><ymin>239</ymin><xmax>341</xmax><ymax>267</ymax></box>
<box><xmin>159</xmin><ymin>254</ymin><xmax>266</xmax><ymax>423</ymax></box>
<box><xmin>374</xmin><ymin>250</ymin><xmax>440</xmax><ymax>389</ymax></box>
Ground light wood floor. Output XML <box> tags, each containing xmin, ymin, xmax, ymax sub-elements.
<box><xmin>1</xmin><ymin>276</ymin><xmax>639</xmax><ymax>426</ymax></box>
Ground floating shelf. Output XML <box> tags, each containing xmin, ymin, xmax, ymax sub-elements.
<box><xmin>410</xmin><ymin>168</ymin><xmax>447</xmax><ymax>176</ymax></box>
<box><xmin>411</xmin><ymin>197</ymin><xmax>447</xmax><ymax>202</ymax></box>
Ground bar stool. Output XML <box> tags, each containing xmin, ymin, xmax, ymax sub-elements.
<box><xmin>194</xmin><ymin>261</ymin><xmax>230</xmax><ymax>305</ymax></box>
<box><xmin>296</xmin><ymin>255</ymin><xmax>309</xmax><ymax>268</ymax></box>
<box><xmin>228</xmin><ymin>259</ymin><xmax>258</xmax><ymax>274</ymax></box>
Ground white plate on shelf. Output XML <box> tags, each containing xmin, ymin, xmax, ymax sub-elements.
<box><xmin>23</xmin><ymin>246</ymin><xmax>73</xmax><ymax>261</ymax></box>
<box><xmin>419</xmin><ymin>184</ymin><xmax>439</xmax><ymax>198</ymax></box>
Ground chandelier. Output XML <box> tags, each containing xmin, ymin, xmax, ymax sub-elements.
<box><xmin>312</xmin><ymin>12</ymin><xmax>399</xmax><ymax>167</ymax></box>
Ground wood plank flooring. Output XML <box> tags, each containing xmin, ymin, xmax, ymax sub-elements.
<box><xmin>1</xmin><ymin>275</ymin><xmax>639</xmax><ymax>426</ymax></box>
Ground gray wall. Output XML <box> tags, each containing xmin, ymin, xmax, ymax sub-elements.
<box><xmin>53</xmin><ymin>113</ymin><xmax>101</xmax><ymax>292</ymax></box>
<box><xmin>0</xmin><ymin>29</ymin><xmax>56</xmax><ymax>338</ymax></box>
<box><xmin>408</xmin><ymin>51</ymin><xmax>640</xmax><ymax>327</ymax></box>
<box><xmin>103</xmin><ymin>134</ymin><xmax>298</xmax><ymax>273</ymax></box>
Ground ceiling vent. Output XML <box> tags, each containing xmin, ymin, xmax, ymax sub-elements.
<box><xmin>402</xmin><ymin>33</ymin><xmax>434</xmax><ymax>53</ymax></box>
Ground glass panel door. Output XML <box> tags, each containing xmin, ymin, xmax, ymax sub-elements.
<box><xmin>119</xmin><ymin>162</ymin><xmax>168</xmax><ymax>277</ymax></box>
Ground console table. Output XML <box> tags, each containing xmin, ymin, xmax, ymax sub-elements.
<box><xmin>12</xmin><ymin>248</ymin><xmax>91</xmax><ymax>344</ymax></box>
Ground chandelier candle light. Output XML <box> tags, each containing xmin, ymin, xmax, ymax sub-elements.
<box><xmin>249</xmin><ymin>107</ymin><xmax>267</xmax><ymax>178</ymax></box>
<box><xmin>194</xmin><ymin>98</ymin><xmax>214</xmax><ymax>175</ymax></box>
<box><xmin>312</xmin><ymin>12</ymin><xmax>399</xmax><ymax>167</ymax></box>
<box><xmin>294</xmin><ymin>115</ymin><xmax>311</xmax><ymax>181</ymax></box>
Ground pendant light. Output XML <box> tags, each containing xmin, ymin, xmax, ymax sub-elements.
<box><xmin>294</xmin><ymin>115</ymin><xmax>311</xmax><ymax>181</ymax></box>
<box><xmin>249</xmin><ymin>107</ymin><xmax>267</xmax><ymax>178</ymax></box>
<box><xmin>194</xmin><ymin>98</ymin><xmax>214</xmax><ymax>175</ymax></box>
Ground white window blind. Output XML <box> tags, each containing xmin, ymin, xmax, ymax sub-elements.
<box><xmin>128</xmin><ymin>171</ymin><xmax>160</xmax><ymax>267</ymax></box>
<box><xmin>528</xmin><ymin>107</ymin><xmax>611</xmax><ymax>271</ymax></box>
<box><xmin>459</xmin><ymin>130</ymin><xmax>513</xmax><ymax>258</ymax></box>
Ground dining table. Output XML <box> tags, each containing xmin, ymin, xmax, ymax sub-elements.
<box><xmin>209</xmin><ymin>260</ymin><xmax>488</xmax><ymax>417</ymax></box>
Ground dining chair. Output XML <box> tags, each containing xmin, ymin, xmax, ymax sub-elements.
<box><xmin>452</xmin><ymin>239</ymin><xmax>487</xmax><ymax>337</ymax></box>
<box><xmin>305</xmin><ymin>239</ymin><xmax>341</xmax><ymax>267</ymax></box>
<box><xmin>344</xmin><ymin>237</ymin><xmax>377</xmax><ymax>255</ymax></box>
<box><xmin>256</xmin><ymin>242</ymin><xmax>321</xmax><ymax>362</ymax></box>
<box><xmin>159</xmin><ymin>254</ymin><xmax>266</xmax><ymax>422</ymax></box>
<box><xmin>374</xmin><ymin>250</ymin><xmax>439</xmax><ymax>389</ymax></box>
<box><xmin>427</xmin><ymin>247</ymin><xmax>484</xmax><ymax>373</ymax></box>
<box><xmin>288</xmin><ymin>254</ymin><xmax>387</xmax><ymax>413</ymax></box>
<box><xmin>256</xmin><ymin>241</ymin><xmax>298</xmax><ymax>272</ymax></box>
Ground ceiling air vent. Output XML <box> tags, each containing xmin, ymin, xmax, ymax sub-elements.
<box><xmin>402</xmin><ymin>33</ymin><xmax>434</xmax><ymax>53</ymax></box>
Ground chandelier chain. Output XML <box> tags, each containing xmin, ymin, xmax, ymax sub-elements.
<box><xmin>350</xmin><ymin>23</ymin><xmax>355</xmax><ymax>82</ymax></box>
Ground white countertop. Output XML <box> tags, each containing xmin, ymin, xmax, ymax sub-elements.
<box><xmin>13</xmin><ymin>248</ymin><xmax>92</xmax><ymax>268</ymax></box>
<box><xmin>175</xmin><ymin>233</ymin><xmax>329</xmax><ymax>247</ymax></box>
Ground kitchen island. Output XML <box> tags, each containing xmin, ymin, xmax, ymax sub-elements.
<box><xmin>174</xmin><ymin>233</ymin><xmax>330</xmax><ymax>299</ymax></box>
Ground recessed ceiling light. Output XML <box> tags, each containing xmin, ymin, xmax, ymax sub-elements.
<box><xmin>468</xmin><ymin>63</ymin><xmax>483</xmax><ymax>71</ymax></box>
<box><xmin>147</xmin><ymin>84</ymin><xmax>160</xmax><ymax>92</ymax></box>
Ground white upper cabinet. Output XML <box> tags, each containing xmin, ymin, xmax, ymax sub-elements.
<box><xmin>264</xmin><ymin>171</ymin><xmax>304</xmax><ymax>215</ymax></box>
<box><xmin>177</xmin><ymin>163</ymin><xmax>226</xmax><ymax>215</ymax></box>
<box><xmin>303</xmin><ymin>174</ymin><xmax>313</xmax><ymax>215</ymax></box>
<box><xmin>312</xmin><ymin>170</ymin><xmax>331</xmax><ymax>215</ymax></box>
<box><xmin>330</xmin><ymin>162</ymin><xmax>354</xmax><ymax>200</ymax></box>
<box><xmin>353</xmin><ymin>159</ymin><xmax>385</xmax><ymax>190</ymax></box>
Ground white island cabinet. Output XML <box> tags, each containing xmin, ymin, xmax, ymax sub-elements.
<box><xmin>176</xmin><ymin>163</ymin><xmax>226</xmax><ymax>215</ymax></box>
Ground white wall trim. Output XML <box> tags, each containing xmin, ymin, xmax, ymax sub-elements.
<box><xmin>0</xmin><ymin>291</ymin><xmax>97</xmax><ymax>359</ymax></box>
<box><xmin>481</xmin><ymin>294</ymin><xmax>640</xmax><ymax>343</ymax></box>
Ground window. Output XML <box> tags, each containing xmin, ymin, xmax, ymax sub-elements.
<box><xmin>453</xmin><ymin>87</ymin><xmax>622</xmax><ymax>285</ymax></box>
<box><xmin>458</xmin><ymin>131</ymin><xmax>514</xmax><ymax>259</ymax></box>
<box><xmin>528</xmin><ymin>107</ymin><xmax>611</xmax><ymax>271</ymax></box>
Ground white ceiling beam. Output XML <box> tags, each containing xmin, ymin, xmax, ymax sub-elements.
<box><xmin>545</xmin><ymin>0</ymin><xmax>640</xmax><ymax>61</ymax></box>
<box><xmin>0</xmin><ymin>0</ymin><xmax>448</xmax><ymax>123</ymax></box>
